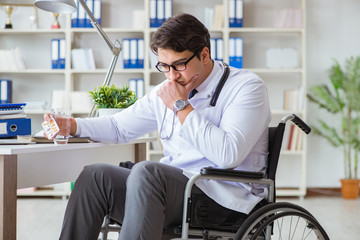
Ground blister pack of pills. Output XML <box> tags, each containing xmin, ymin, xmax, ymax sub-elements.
<box><xmin>42</xmin><ymin>115</ymin><xmax>60</xmax><ymax>140</ymax></box>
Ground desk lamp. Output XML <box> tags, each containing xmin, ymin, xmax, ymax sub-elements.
<box><xmin>34</xmin><ymin>0</ymin><xmax>122</xmax><ymax>117</ymax></box>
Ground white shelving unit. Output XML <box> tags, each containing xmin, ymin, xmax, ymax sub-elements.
<box><xmin>0</xmin><ymin>0</ymin><xmax>306</xmax><ymax>197</ymax></box>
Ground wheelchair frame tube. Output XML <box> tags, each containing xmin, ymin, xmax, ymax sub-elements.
<box><xmin>181</xmin><ymin>173</ymin><xmax>275</xmax><ymax>239</ymax></box>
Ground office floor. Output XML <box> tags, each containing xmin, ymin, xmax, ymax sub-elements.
<box><xmin>17</xmin><ymin>196</ymin><xmax>360</xmax><ymax>240</ymax></box>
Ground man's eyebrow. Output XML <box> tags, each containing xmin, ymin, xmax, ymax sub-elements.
<box><xmin>172</xmin><ymin>57</ymin><xmax>188</xmax><ymax>64</ymax></box>
<box><xmin>158</xmin><ymin>57</ymin><xmax>188</xmax><ymax>65</ymax></box>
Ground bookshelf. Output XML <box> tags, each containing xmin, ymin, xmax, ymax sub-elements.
<box><xmin>0</xmin><ymin>0</ymin><xmax>307</xmax><ymax>197</ymax></box>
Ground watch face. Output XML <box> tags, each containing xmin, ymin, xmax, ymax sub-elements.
<box><xmin>173</xmin><ymin>99</ymin><xmax>188</xmax><ymax>113</ymax></box>
<box><xmin>175</xmin><ymin>100</ymin><xmax>186</xmax><ymax>109</ymax></box>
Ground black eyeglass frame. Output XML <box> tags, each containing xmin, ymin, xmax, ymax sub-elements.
<box><xmin>155</xmin><ymin>50</ymin><xmax>199</xmax><ymax>73</ymax></box>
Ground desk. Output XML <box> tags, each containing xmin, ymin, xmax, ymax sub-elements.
<box><xmin>0</xmin><ymin>137</ymin><xmax>155</xmax><ymax>240</ymax></box>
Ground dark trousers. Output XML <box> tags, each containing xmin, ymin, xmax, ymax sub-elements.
<box><xmin>59</xmin><ymin>161</ymin><xmax>198</xmax><ymax>240</ymax></box>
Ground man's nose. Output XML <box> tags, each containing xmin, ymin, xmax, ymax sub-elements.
<box><xmin>167</xmin><ymin>67</ymin><xmax>180</xmax><ymax>81</ymax></box>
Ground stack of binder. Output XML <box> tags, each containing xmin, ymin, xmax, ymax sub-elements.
<box><xmin>0</xmin><ymin>103</ymin><xmax>31</xmax><ymax>138</ymax></box>
<box><xmin>229</xmin><ymin>0</ymin><xmax>243</xmax><ymax>27</ymax></box>
<box><xmin>122</xmin><ymin>38</ymin><xmax>144</xmax><ymax>69</ymax></box>
<box><xmin>229</xmin><ymin>37</ymin><xmax>243</xmax><ymax>68</ymax></box>
<box><xmin>129</xmin><ymin>78</ymin><xmax>144</xmax><ymax>99</ymax></box>
<box><xmin>150</xmin><ymin>0</ymin><xmax>172</xmax><ymax>28</ymax></box>
<box><xmin>51</xmin><ymin>39</ymin><xmax>66</xmax><ymax>69</ymax></box>
<box><xmin>71</xmin><ymin>0</ymin><xmax>102</xmax><ymax>28</ymax></box>
<box><xmin>210</xmin><ymin>38</ymin><xmax>224</xmax><ymax>62</ymax></box>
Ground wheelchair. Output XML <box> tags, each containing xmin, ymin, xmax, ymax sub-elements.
<box><xmin>100</xmin><ymin>114</ymin><xmax>330</xmax><ymax>240</ymax></box>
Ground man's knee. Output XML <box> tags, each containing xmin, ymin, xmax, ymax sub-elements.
<box><xmin>131</xmin><ymin>161</ymin><xmax>163</xmax><ymax>177</ymax></box>
<box><xmin>82</xmin><ymin>163</ymin><xmax>109</xmax><ymax>177</ymax></box>
<box><xmin>78</xmin><ymin>163</ymin><xmax>123</xmax><ymax>186</ymax></box>
<box><xmin>127</xmin><ymin>161</ymin><xmax>165</xmax><ymax>189</ymax></box>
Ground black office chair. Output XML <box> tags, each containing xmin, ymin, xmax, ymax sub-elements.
<box><xmin>100</xmin><ymin>114</ymin><xmax>329</xmax><ymax>240</ymax></box>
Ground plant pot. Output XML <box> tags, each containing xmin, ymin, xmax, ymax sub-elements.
<box><xmin>97</xmin><ymin>108</ymin><xmax>123</xmax><ymax>117</ymax></box>
<box><xmin>340</xmin><ymin>179</ymin><xmax>360</xmax><ymax>199</ymax></box>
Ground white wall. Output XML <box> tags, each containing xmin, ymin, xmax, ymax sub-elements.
<box><xmin>306</xmin><ymin>0</ymin><xmax>360</xmax><ymax>187</ymax></box>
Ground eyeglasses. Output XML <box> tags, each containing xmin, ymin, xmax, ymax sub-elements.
<box><xmin>155</xmin><ymin>50</ymin><xmax>199</xmax><ymax>73</ymax></box>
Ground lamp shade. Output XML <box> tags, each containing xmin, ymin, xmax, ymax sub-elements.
<box><xmin>35</xmin><ymin>0</ymin><xmax>77</xmax><ymax>13</ymax></box>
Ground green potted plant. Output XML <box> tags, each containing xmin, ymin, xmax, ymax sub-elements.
<box><xmin>307</xmin><ymin>56</ymin><xmax>360</xmax><ymax>199</ymax></box>
<box><xmin>89</xmin><ymin>84</ymin><xmax>137</xmax><ymax>116</ymax></box>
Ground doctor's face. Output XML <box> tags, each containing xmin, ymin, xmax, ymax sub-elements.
<box><xmin>156</xmin><ymin>48</ymin><xmax>208</xmax><ymax>89</ymax></box>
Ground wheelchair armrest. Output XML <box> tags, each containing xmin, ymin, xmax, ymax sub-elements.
<box><xmin>200</xmin><ymin>167</ymin><xmax>264</xmax><ymax>179</ymax></box>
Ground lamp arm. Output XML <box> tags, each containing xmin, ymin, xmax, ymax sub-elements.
<box><xmin>76</xmin><ymin>0</ymin><xmax>122</xmax><ymax>117</ymax></box>
<box><xmin>88</xmin><ymin>43</ymin><xmax>120</xmax><ymax>117</ymax></box>
<box><xmin>103</xmin><ymin>44</ymin><xmax>120</xmax><ymax>86</ymax></box>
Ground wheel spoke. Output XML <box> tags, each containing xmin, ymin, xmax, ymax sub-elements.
<box><xmin>235</xmin><ymin>203</ymin><xmax>329</xmax><ymax>240</ymax></box>
<box><xmin>276</xmin><ymin>217</ymin><xmax>284</xmax><ymax>240</ymax></box>
<box><xmin>290</xmin><ymin>216</ymin><xmax>300</xmax><ymax>240</ymax></box>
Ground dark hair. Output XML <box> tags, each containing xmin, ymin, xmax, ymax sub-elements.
<box><xmin>150</xmin><ymin>13</ymin><xmax>210</xmax><ymax>57</ymax></box>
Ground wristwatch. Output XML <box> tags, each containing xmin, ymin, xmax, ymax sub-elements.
<box><xmin>173</xmin><ymin>99</ymin><xmax>189</xmax><ymax>114</ymax></box>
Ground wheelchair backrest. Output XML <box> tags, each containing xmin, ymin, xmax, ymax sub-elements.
<box><xmin>267</xmin><ymin>114</ymin><xmax>311</xmax><ymax>183</ymax></box>
<box><xmin>267</xmin><ymin>123</ymin><xmax>286</xmax><ymax>188</ymax></box>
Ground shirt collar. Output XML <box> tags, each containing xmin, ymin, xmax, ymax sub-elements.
<box><xmin>193</xmin><ymin>61</ymin><xmax>224</xmax><ymax>99</ymax></box>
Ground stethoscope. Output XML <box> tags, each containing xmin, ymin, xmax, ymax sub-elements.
<box><xmin>160</xmin><ymin>62</ymin><xmax>230</xmax><ymax>140</ymax></box>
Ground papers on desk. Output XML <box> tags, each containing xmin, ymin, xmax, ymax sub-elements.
<box><xmin>0</xmin><ymin>103</ymin><xmax>26</xmax><ymax>115</ymax></box>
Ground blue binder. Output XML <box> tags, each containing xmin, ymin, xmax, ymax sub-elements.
<box><xmin>235</xmin><ymin>0</ymin><xmax>243</xmax><ymax>27</ymax></box>
<box><xmin>130</xmin><ymin>39</ymin><xmax>137</xmax><ymax>68</ymax></box>
<box><xmin>85</xmin><ymin>0</ymin><xmax>94</xmax><ymax>28</ymax></box>
<box><xmin>0</xmin><ymin>118</ymin><xmax>31</xmax><ymax>138</ymax></box>
<box><xmin>235</xmin><ymin>37</ymin><xmax>243</xmax><ymax>68</ymax></box>
<box><xmin>0</xmin><ymin>79</ymin><xmax>12</xmax><ymax>104</ymax></box>
<box><xmin>71</xmin><ymin>0</ymin><xmax>79</xmax><ymax>27</ymax></box>
<box><xmin>122</xmin><ymin>39</ymin><xmax>130</xmax><ymax>68</ymax></box>
<box><xmin>78</xmin><ymin>1</ymin><xmax>86</xmax><ymax>28</ymax></box>
<box><xmin>229</xmin><ymin>0</ymin><xmax>236</xmax><ymax>27</ymax></box>
<box><xmin>150</xmin><ymin>0</ymin><xmax>157</xmax><ymax>27</ymax></box>
<box><xmin>59</xmin><ymin>39</ymin><xmax>66</xmax><ymax>69</ymax></box>
<box><xmin>137</xmin><ymin>39</ymin><xmax>144</xmax><ymax>69</ymax></box>
<box><xmin>51</xmin><ymin>39</ymin><xmax>59</xmax><ymax>69</ymax></box>
<box><xmin>157</xmin><ymin>0</ymin><xmax>164</xmax><ymax>27</ymax></box>
<box><xmin>94</xmin><ymin>0</ymin><xmax>102</xmax><ymax>26</ymax></box>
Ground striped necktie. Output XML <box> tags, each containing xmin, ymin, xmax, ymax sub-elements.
<box><xmin>189</xmin><ymin>89</ymin><xmax>198</xmax><ymax>99</ymax></box>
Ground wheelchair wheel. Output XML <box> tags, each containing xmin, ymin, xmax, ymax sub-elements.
<box><xmin>234</xmin><ymin>202</ymin><xmax>329</xmax><ymax>240</ymax></box>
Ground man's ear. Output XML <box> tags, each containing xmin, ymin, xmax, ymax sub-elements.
<box><xmin>201</xmin><ymin>47</ymin><xmax>211</xmax><ymax>64</ymax></box>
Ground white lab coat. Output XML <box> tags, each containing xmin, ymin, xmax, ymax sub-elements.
<box><xmin>75</xmin><ymin>61</ymin><xmax>271</xmax><ymax>214</ymax></box>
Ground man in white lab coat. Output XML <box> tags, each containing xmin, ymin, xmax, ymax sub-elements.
<box><xmin>48</xmin><ymin>13</ymin><xmax>271</xmax><ymax>240</ymax></box>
